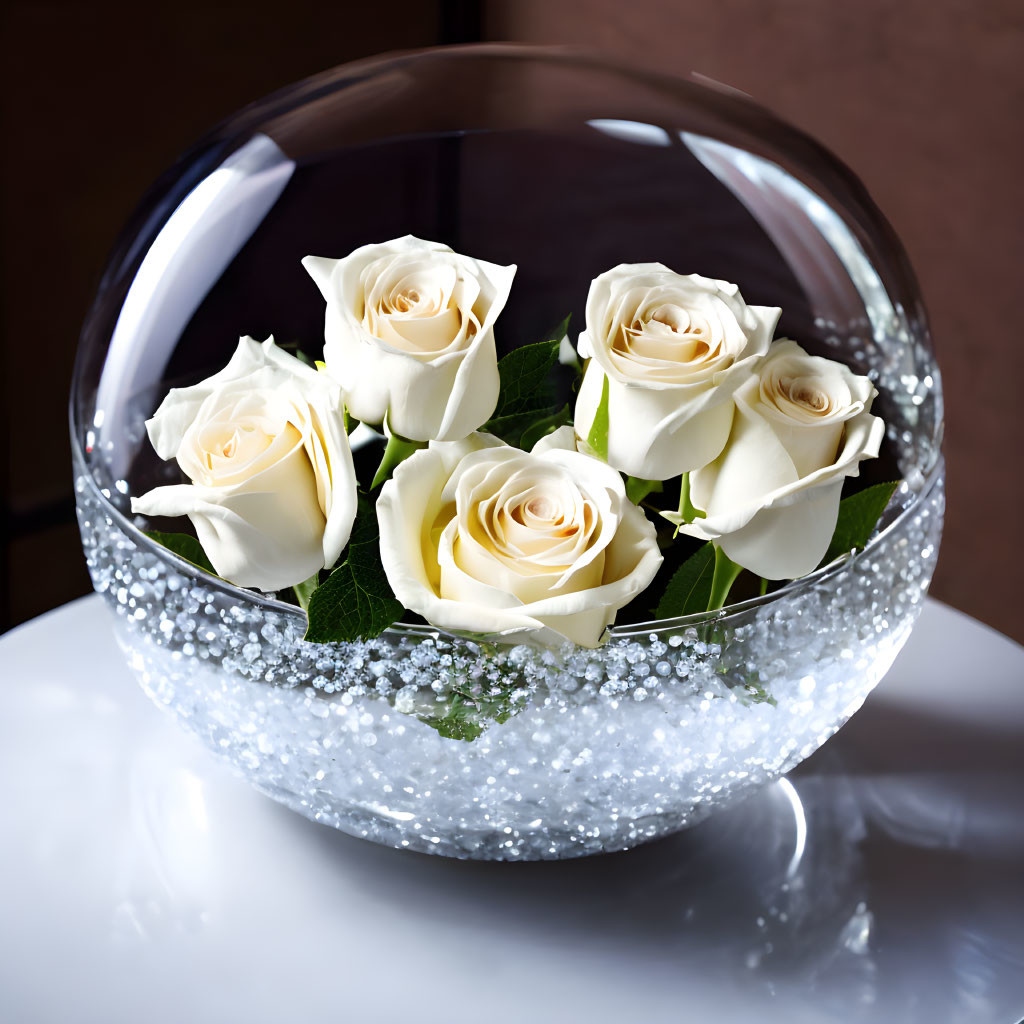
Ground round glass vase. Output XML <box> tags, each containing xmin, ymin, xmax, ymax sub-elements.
<box><xmin>72</xmin><ymin>45</ymin><xmax>943</xmax><ymax>861</ymax></box>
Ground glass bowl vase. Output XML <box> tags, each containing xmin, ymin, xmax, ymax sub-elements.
<box><xmin>72</xmin><ymin>45</ymin><xmax>943</xmax><ymax>860</ymax></box>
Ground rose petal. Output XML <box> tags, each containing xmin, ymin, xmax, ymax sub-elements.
<box><xmin>132</xmin><ymin>447</ymin><xmax>326</xmax><ymax>593</ymax></box>
<box><xmin>573</xmin><ymin>265</ymin><xmax>779</xmax><ymax>480</ymax></box>
<box><xmin>135</xmin><ymin>336</ymin><xmax>357</xmax><ymax>588</ymax></box>
<box><xmin>670</xmin><ymin>341</ymin><xmax>885</xmax><ymax>579</ymax></box>
<box><xmin>303</xmin><ymin>237</ymin><xmax>515</xmax><ymax>442</ymax></box>
<box><xmin>376</xmin><ymin>436</ymin><xmax>663</xmax><ymax>647</ymax></box>
<box><xmin>718</xmin><ymin>480</ymin><xmax>844</xmax><ymax>579</ymax></box>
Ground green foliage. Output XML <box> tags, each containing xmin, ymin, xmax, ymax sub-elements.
<box><xmin>519</xmin><ymin>404</ymin><xmax>572</xmax><ymax>450</ymax></box>
<box><xmin>491</xmin><ymin>336</ymin><xmax>562</xmax><ymax>418</ymax></box>
<box><xmin>483</xmin><ymin>317</ymin><xmax>572</xmax><ymax>448</ymax></box>
<box><xmin>275</xmin><ymin>340</ymin><xmax>315</xmax><ymax>368</ymax></box>
<box><xmin>371</xmin><ymin>427</ymin><xmax>427</xmax><ymax>489</ymax></box>
<box><xmin>304</xmin><ymin>496</ymin><xmax>404</xmax><ymax>642</ymax></box>
<box><xmin>655</xmin><ymin>542</ymin><xmax>715</xmax><ymax>619</ymax></box>
<box><xmin>292</xmin><ymin>573</ymin><xmax>319</xmax><ymax>612</ymax></box>
<box><xmin>144</xmin><ymin>530</ymin><xmax>217</xmax><ymax>577</ymax></box>
<box><xmin>415</xmin><ymin>680</ymin><xmax>528</xmax><ymax>742</ymax></box>
<box><xmin>655</xmin><ymin>481</ymin><xmax>900</xmax><ymax>619</ymax></box>
<box><xmin>739</xmin><ymin>680</ymin><xmax>778</xmax><ymax>707</ymax></box>
<box><xmin>342</xmin><ymin>404</ymin><xmax>361</xmax><ymax>435</ymax></box>
<box><xmin>585</xmin><ymin>374</ymin><xmax>610</xmax><ymax>461</ymax></box>
<box><xmin>548</xmin><ymin>314</ymin><xmax>573</xmax><ymax>352</ymax></box>
<box><xmin>821</xmin><ymin>481</ymin><xmax>899</xmax><ymax>566</ymax></box>
<box><xmin>675</xmin><ymin>472</ymin><xmax>706</xmax><ymax>526</ymax></box>
<box><xmin>625</xmin><ymin>477</ymin><xmax>663</xmax><ymax>505</ymax></box>
<box><xmin>483</xmin><ymin>404</ymin><xmax>562</xmax><ymax>447</ymax></box>
<box><xmin>708</xmin><ymin>545</ymin><xmax>743</xmax><ymax>611</ymax></box>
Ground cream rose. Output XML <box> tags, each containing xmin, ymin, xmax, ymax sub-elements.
<box><xmin>376</xmin><ymin>431</ymin><xmax>663</xmax><ymax>648</ymax></box>
<box><xmin>574</xmin><ymin>265</ymin><xmax>781</xmax><ymax>480</ymax></box>
<box><xmin>302</xmin><ymin>236</ymin><xmax>516</xmax><ymax>443</ymax></box>
<box><xmin>665</xmin><ymin>339</ymin><xmax>885</xmax><ymax>579</ymax></box>
<box><xmin>131</xmin><ymin>337</ymin><xmax>357</xmax><ymax>591</ymax></box>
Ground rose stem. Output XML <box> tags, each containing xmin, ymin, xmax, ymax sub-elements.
<box><xmin>707</xmin><ymin>545</ymin><xmax>744</xmax><ymax>612</ymax></box>
<box><xmin>371</xmin><ymin>426</ymin><xmax>427</xmax><ymax>489</ymax></box>
<box><xmin>677</xmin><ymin>473</ymin><xmax>706</xmax><ymax>525</ymax></box>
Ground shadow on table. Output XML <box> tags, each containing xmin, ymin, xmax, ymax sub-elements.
<box><xmin>281</xmin><ymin>699</ymin><xmax>1024</xmax><ymax>1021</ymax></box>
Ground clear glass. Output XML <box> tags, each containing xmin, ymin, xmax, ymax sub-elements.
<box><xmin>71</xmin><ymin>45</ymin><xmax>944</xmax><ymax>859</ymax></box>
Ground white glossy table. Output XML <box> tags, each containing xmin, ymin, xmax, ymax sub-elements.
<box><xmin>1</xmin><ymin>596</ymin><xmax>1022</xmax><ymax>1023</ymax></box>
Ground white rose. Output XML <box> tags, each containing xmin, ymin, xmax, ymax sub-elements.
<box><xmin>302</xmin><ymin>236</ymin><xmax>516</xmax><ymax>442</ymax></box>
<box><xmin>666</xmin><ymin>339</ymin><xmax>885</xmax><ymax>579</ymax></box>
<box><xmin>131</xmin><ymin>336</ymin><xmax>358</xmax><ymax>591</ymax></box>
<box><xmin>574</xmin><ymin>265</ymin><xmax>781</xmax><ymax>480</ymax></box>
<box><xmin>376</xmin><ymin>430</ymin><xmax>663</xmax><ymax>648</ymax></box>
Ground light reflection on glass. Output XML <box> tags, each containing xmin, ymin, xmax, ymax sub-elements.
<box><xmin>96</xmin><ymin>134</ymin><xmax>295</xmax><ymax>475</ymax></box>
<box><xmin>776</xmin><ymin>777</ymin><xmax>807</xmax><ymax>882</ymax></box>
<box><xmin>586</xmin><ymin>118</ymin><xmax>672</xmax><ymax>147</ymax></box>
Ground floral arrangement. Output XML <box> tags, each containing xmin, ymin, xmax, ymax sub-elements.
<box><xmin>132</xmin><ymin>235</ymin><xmax>893</xmax><ymax>651</ymax></box>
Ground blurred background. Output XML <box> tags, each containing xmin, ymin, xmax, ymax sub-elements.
<box><xmin>2</xmin><ymin>0</ymin><xmax>1021</xmax><ymax>640</ymax></box>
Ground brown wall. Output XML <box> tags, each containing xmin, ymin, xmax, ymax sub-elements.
<box><xmin>486</xmin><ymin>0</ymin><xmax>1024</xmax><ymax>642</ymax></box>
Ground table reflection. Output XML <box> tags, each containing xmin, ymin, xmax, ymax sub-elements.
<box><xmin>2</xmin><ymin>598</ymin><xmax>1022</xmax><ymax>1023</ymax></box>
<box><xmin>286</xmin><ymin>692</ymin><xmax>1024</xmax><ymax>1021</ymax></box>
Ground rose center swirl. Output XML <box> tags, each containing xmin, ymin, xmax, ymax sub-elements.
<box><xmin>464</xmin><ymin>470</ymin><xmax>599</xmax><ymax>572</ymax></box>
<box><xmin>771</xmin><ymin>372</ymin><xmax>837</xmax><ymax>418</ymax></box>
<box><xmin>198</xmin><ymin>418</ymin><xmax>277</xmax><ymax>473</ymax></box>
<box><xmin>613</xmin><ymin>300</ymin><xmax>725</xmax><ymax>372</ymax></box>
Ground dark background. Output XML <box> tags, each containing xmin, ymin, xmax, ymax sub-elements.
<box><xmin>3</xmin><ymin>0</ymin><xmax>1022</xmax><ymax>641</ymax></box>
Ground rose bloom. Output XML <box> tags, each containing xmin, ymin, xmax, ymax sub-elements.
<box><xmin>376</xmin><ymin>427</ymin><xmax>663</xmax><ymax>648</ymax></box>
<box><xmin>303</xmin><ymin>235</ymin><xmax>516</xmax><ymax>443</ymax></box>
<box><xmin>666</xmin><ymin>339</ymin><xmax>885</xmax><ymax>579</ymax></box>
<box><xmin>574</xmin><ymin>265</ymin><xmax>780</xmax><ymax>480</ymax></box>
<box><xmin>131</xmin><ymin>337</ymin><xmax>357</xmax><ymax>591</ymax></box>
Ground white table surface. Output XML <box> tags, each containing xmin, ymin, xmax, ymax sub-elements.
<box><xmin>1</xmin><ymin>595</ymin><xmax>1022</xmax><ymax>1024</ymax></box>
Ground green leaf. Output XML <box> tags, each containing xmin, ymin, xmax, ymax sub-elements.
<box><xmin>483</xmin><ymin>317</ymin><xmax>574</xmax><ymax>446</ymax></box>
<box><xmin>555</xmin><ymin>316</ymin><xmax>583</xmax><ymax>374</ymax></box>
<box><xmin>342</xmin><ymin>403</ymin><xmax>361</xmax><ymax>435</ymax></box>
<box><xmin>416</xmin><ymin>682</ymin><xmax>528</xmax><ymax>743</ymax></box>
<box><xmin>483</xmin><ymin>403</ymin><xmax>562</xmax><ymax>447</ymax></box>
<box><xmin>739</xmin><ymin>680</ymin><xmax>777</xmax><ymax>707</ymax></box>
<box><xmin>715</xmin><ymin>660</ymin><xmax>778</xmax><ymax>707</ymax></box>
<box><xmin>144</xmin><ymin>530</ymin><xmax>217</xmax><ymax>577</ymax></box>
<box><xmin>519</xmin><ymin>404</ymin><xmax>572</xmax><ymax>450</ymax></box>
<box><xmin>304</xmin><ymin>497</ymin><xmax>404</xmax><ymax>642</ymax></box>
<box><xmin>490</xmin><ymin>319</ymin><xmax>571</xmax><ymax>419</ymax></box>
<box><xmin>656</xmin><ymin>542</ymin><xmax>715</xmax><ymax>619</ymax></box>
<box><xmin>549</xmin><ymin>313</ymin><xmax>572</xmax><ymax>348</ymax></box>
<box><xmin>418</xmin><ymin>692</ymin><xmax>488</xmax><ymax>742</ymax></box>
<box><xmin>493</xmin><ymin>337</ymin><xmax>560</xmax><ymax>416</ymax></box>
<box><xmin>293</xmin><ymin>573</ymin><xmax>319</xmax><ymax>612</ymax></box>
<box><xmin>625</xmin><ymin>476</ymin><xmax>662</xmax><ymax>505</ymax></box>
<box><xmin>275</xmin><ymin>340</ymin><xmax>315</xmax><ymax>367</ymax></box>
<box><xmin>483</xmin><ymin>403</ymin><xmax>572</xmax><ymax>451</ymax></box>
<box><xmin>821</xmin><ymin>481</ymin><xmax>899</xmax><ymax>567</ymax></box>
<box><xmin>585</xmin><ymin>373</ymin><xmax>610</xmax><ymax>461</ymax></box>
